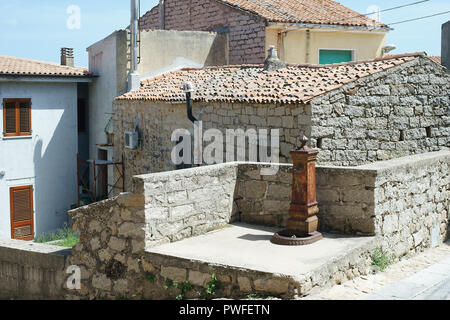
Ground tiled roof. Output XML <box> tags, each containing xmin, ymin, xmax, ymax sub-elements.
<box><xmin>0</xmin><ymin>55</ymin><xmax>91</xmax><ymax>77</ymax></box>
<box><xmin>429</xmin><ymin>56</ymin><xmax>441</xmax><ymax>65</ymax></box>
<box><xmin>218</xmin><ymin>0</ymin><xmax>389</xmax><ymax>28</ymax></box>
<box><xmin>116</xmin><ymin>53</ymin><xmax>427</xmax><ymax>104</ymax></box>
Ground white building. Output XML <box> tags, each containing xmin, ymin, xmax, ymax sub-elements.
<box><xmin>0</xmin><ymin>53</ymin><xmax>92</xmax><ymax>240</ymax></box>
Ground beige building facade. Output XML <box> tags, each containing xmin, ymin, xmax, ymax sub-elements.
<box><xmin>266</xmin><ymin>26</ymin><xmax>387</xmax><ymax>64</ymax></box>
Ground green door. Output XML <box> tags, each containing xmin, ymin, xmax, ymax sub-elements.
<box><xmin>319</xmin><ymin>50</ymin><xmax>353</xmax><ymax>65</ymax></box>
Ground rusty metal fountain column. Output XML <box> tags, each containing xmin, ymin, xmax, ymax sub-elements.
<box><xmin>271</xmin><ymin>136</ymin><xmax>323</xmax><ymax>246</ymax></box>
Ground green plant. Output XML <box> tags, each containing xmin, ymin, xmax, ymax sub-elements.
<box><xmin>163</xmin><ymin>277</ymin><xmax>174</xmax><ymax>290</ymax></box>
<box><xmin>34</xmin><ymin>223</ymin><xmax>79</xmax><ymax>247</ymax></box>
<box><xmin>144</xmin><ymin>273</ymin><xmax>155</xmax><ymax>283</ymax></box>
<box><xmin>175</xmin><ymin>281</ymin><xmax>193</xmax><ymax>300</ymax></box>
<box><xmin>372</xmin><ymin>248</ymin><xmax>393</xmax><ymax>272</ymax></box>
<box><xmin>204</xmin><ymin>274</ymin><xmax>221</xmax><ymax>297</ymax></box>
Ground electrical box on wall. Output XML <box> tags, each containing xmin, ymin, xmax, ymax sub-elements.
<box><xmin>124</xmin><ymin>131</ymin><xmax>139</xmax><ymax>150</ymax></box>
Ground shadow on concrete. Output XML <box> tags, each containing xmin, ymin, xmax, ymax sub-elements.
<box><xmin>238</xmin><ymin>234</ymin><xmax>273</xmax><ymax>242</ymax></box>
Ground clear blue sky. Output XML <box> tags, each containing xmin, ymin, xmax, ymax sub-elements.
<box><xmin>0</xmin><ymin>0</ymin><xmax>449</xmax><ymax>67</ymax></box>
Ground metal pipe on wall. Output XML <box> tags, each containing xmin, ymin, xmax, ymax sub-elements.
<box><xmin>128</xmin><ymin>0</ymin><xmax>140</xmax><ymax>91</ymax></box>
<box><xmin>130</xmin><ymin>0</ymin><xmax>139</xmax><ymax>74</ymax></box>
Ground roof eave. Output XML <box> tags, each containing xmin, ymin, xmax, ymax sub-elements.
<box><xmin>0</xmin><ymin>73</ymin><xmax>95</xmax><ymax>83</ymax></box>
<box><xmin>267</xmin><ymin>21</ymin><xmax>392</xmax><ymax>33</ymax></box>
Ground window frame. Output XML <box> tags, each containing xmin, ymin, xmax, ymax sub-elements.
<box><xmin>2</xmin><ymin>98</ymin><xmax>32</xmax><ymax>137</ymax></box>
<box><xmin>318</xmin><ymin>48</ymin><xmax>356</xmax><ymax>65</ymax></box>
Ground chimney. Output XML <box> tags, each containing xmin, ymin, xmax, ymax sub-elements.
<box><xmin>442</xmin><ymin>21</ymin><xmax>450</xmax><ymax>69</ymax></box>
<box><xmin>264</xmin><ymin>46</ymin><xmax>286</xmax><ymax>71</ymax></box>
<box><xmin>61</xmin><ymin>48</ymin><xmax>74</xmax><ymax>67</ymax></box>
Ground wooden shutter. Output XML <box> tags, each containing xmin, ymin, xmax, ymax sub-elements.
<box><xmin>19</xmin><ymin>101</ymin><xmax>31</xmax><ymax>133</ymax></box>
<box><xmin>4</xmin><ymin>101</ymin><xmax>16</xmax><ymax>135</ymax></box>
<box><xmin>10</xmin><ymin>186</ymin><xmax>34</xmax><ymax>240</ymax></box>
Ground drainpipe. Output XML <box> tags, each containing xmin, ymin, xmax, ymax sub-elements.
<box><xmin>183</xmin><ymin>82</ymin><xmax>198</xmax><ymax>123</ymax></box>
<box><xmin>159</xmin><ymin>0</ymin><xmax>165</xmax><ymax>30</ymax></box>
<box><xmin>128</xmin><ymin>0</ymin><xmax>140</xmax><ymax>92</ymax></box>
<box><xmin>183</xmin><ymin>82</ymin><xmax>201</xmax><ymax>167</ymax></box>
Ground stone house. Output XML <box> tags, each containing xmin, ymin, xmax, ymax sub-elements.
<box><xmin>140</xmin><ymin>0</ymin><xmax>391</xmax><ymax>65</ymax></box>
<box><xmin>113</xmin><ymin>52</ymin><xmax>449</xmax><ymax>189</ymax></box>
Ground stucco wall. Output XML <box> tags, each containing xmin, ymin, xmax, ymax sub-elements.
<box><xmin>0</xmin><ymin>239</ymin><xmax>70</xmax><ymax>299</ymax></box>
<box><xmin>87</xmin><ymin>30</ymin><xmax>128</xmax><ymax>193</ymax></box>
<box><xmin>138</xmin><ymin>30</ymin><xmax>228</xmax><ymax>79</ymax></box>
<box><xmin>442</xmin><ymin>21</ymin><xmax>450</xmax><ymax>69</ymax></box>
<box><xmin>139</xmin><ymin>0</ymin><xmax>267</xmax><ymax>65</ymax></box>
<box><xmin>266</xmin><ymin>28</ymin><xmax>386</xmax><ymax>64</ymax></box>
<box><xmin>0</xmin><ymin>81</ymin><xmax>78</xmax><ymax>238</ymax></box>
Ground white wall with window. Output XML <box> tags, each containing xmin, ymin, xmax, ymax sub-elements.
<box><xmin>0</xmin><ymin>81</ymin><xmax>79</xmax><ymax>239</ymax></box>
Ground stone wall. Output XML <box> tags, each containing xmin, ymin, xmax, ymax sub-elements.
<box><xmin>65</xmin><ymin>152</ymin><xmax>448</xmax><ymax>299</ymax></box>
<box><xmin>139</xmin><ymin>0</ymin><xmax>267</xmax><ymax>65</ymax></box>
<box><xmin>67</xmin><ymin>193</ymin><xmax>146</xmax><ymax>299</ymax></box>
<box><xmin>371</xmin><ymin>151</ymin><xmax>450</xmax><ymax>257</ymax></box>
<box><xmin>316</xmin><ymin>167</ymin><xmax>377</xmax><ymax>235</ymax></box>
<box><xmin>318</xmin><ymin>150</ymin><xmax>450</xmax><ymax>258</ymax></box>
<box><xmin>310</xmin><ymin>57</ymin><xmax>450</xmax><ymax>166</ymax></box>
<box><xmin>132</xmin><ymin>163</ymin><xmax>239</xmax><ymax>248</ymax></box>
<box><xmin>0</xmin><ymin>240</ymin><xmax>70</xmax><ymax>300</ymax></box>
<box><xmin>235</xmin><ymin>163</ymin><xmax>292</xmax><ymax>227</ymax></box>
<box><xmin>113</xmin><ymin>100</ymin><xmax>311</xmax><ymax>188</ymax></box>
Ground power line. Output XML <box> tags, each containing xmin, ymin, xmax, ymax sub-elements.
<box><xmin>387</xmin><ymin>10</ymin><xmax>450</xmax><ymax>25</ymax></box>
<box><xmin>327</xmin><ymin>0</ymin><xmax>431</xmax><ymax>26</ymax></box>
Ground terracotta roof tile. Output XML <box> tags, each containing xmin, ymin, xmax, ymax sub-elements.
<box><xmin>428</xmin><ymin>56</ymin><xmax>441</xmax><ymax>65</ymax></box>
<box><xmin>218</xmin><ymin>0</ymin><xmax>389</xmax><ymax>28</ymax></box>
<box><xmin>117</xmin><ymin>53</ymin><xmax>428</xmax><ymax>104</ymax></box>
<box><xmin>0</xmin><ymin>55</ymin><xmax>91</xmax><ymax>77</ymax></box>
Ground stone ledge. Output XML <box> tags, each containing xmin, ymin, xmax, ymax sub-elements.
<box><xmin>0</xmin><ymin>239</ymin><xmax>70</xmax><ymax>269</ymax></box>
<box><xmin>145</xmin><ymin>223</ymin><xmax>377</xmax><ymax>298</ymax></box>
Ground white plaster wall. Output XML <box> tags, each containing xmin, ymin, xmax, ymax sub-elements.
<box><xmin>0</xmin><ymin>82</ymin><xmax>78</xmax><ymax>239</ymax></box>
<box><xmin>87</xmin><ymin>31</ymin><xmax>128</xmax><ymax>193</ymax></box>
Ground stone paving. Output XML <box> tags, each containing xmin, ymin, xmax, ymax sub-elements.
<box><xmin>302</xmin><ymin>240</ymin><xmax>450</xmax><ymax>300</ymax></box>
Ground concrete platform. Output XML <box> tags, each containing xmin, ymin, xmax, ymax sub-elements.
<box><xmin>147</xmin><ymin>223</ymin><xmax>376</xmax><ymax>284</ymax></box>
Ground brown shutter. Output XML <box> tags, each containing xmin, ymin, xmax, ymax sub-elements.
<box><xmin>4</xmin><ymin>101</ymin><xmax>16</xmax><ymax>134</ymax></box>
<box><xmin>19</xmin><ymin>101</ymin><xmax>31</xmax><ymax>133</ymax></box>
<box><xmin>10</xmin><ymin>186</ymin><xmax>34</xmax><ymax>240</ymax></box>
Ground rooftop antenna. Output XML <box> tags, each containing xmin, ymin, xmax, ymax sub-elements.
<box><xmin>128</xmin><ymin>0</ymin><xmax>140</xmax><ymax>91</ymax></box>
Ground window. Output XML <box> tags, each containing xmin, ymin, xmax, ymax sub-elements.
<box><xmin>319</xmin><ymin>49</ymin><xmax>354</xmax><ymax>65</ymax></box>
<box><xmin>10</xmin><ymin>186</ymin><xmax>34</xmax><ymax>240</ymax></box>
<box><xmin>3</xmin><ymin>98</ymin><xmax>31</xmax><ymax>137</ymax></box>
